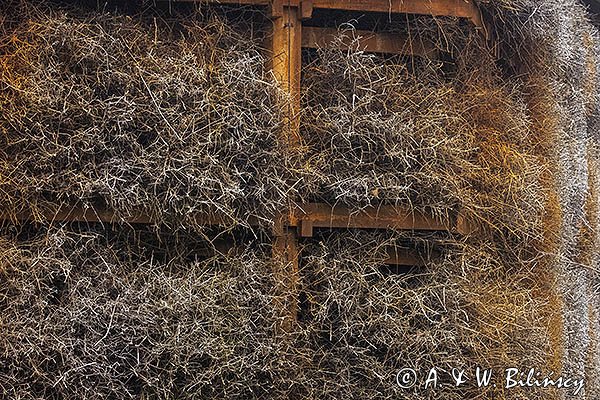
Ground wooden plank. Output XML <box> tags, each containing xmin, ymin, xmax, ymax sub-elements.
<box><xmin>175</xmin><ymin>0</ymin><xmax>482</xmax><ymax>25</ymax></box>
<box><xmin>0</xmin><ymin>203</ymin><xmax>475</xmax><ymax>234</ymax></box>
<box><xmin>313</xmin><ymin>0</ymin><xmax>481</xmax><ymax>21</ymax></box>
<box><xmin>269</xmin><ymin>0</ymin><xmax>284</xmax><ymax>17</ymax></box>
<box><xmin>173</xmin><ymin>0</ymin><xmax>271</xmax><ymax>5</ymax></box>
<box><xmin>0</xmin><ymin>206</ymin><xmax>258</xmax><ymax>227</ymax></box>
<box><xmin>0</xmin><ymin>207</ymin><xmax>152</xmax><ymax>225</ymax></box>
<box><xmin>0</xmin><ymin>202</ymin><xmax>476</xmax><ymax>235</ymax></box>
<box><xmin>302</xmin><ymin>26</ymin><xmax>437</xmax><ymax>57</ymax></box>
<box><xmin>323</xmin><ymin>0</ymin><xmax>484</xmax><ymax>29</ymax></box>
<box><xmin>290</xmin><ymin>203</ymin><xmax>452</xmax><ymax>233</ymax></box>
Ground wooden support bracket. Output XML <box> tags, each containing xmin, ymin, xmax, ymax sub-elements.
<box><xmin>0</xmin><ymin>206</ymin><xmax>152</xmax><ymax>225</ymax></box>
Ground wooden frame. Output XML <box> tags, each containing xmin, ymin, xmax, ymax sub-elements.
<box><xmin>2</xmin><ymin>0</ymin><xmax>484</xmax><ymax>330</ymax></box>
<box><xmin>175</xmin><ymin>0</ymin><xmax>486</xmax><ymax>53</ymax></box>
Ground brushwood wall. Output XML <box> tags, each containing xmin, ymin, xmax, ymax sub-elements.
<box><xmin>0</xmin><ymin>0</ymin><xmax>599</xmax><ymax>399</ymax></box>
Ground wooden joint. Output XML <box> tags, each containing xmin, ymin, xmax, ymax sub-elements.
<box><xmin>269</xmin><ymin>0</ymin><xmax>284</xmax><ymax>18</ymax></box>
<box><xmin>300</xmin><ymin>0</ymin><xmax>313</xmax><ymax>19</ymax></box>
<box><xmin>299</xmin><ymin>219</ymin><xmax>314</xmax><ymax>237</ymax></box>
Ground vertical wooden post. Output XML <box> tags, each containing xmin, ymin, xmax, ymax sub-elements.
<box><xmin>270</xmin><ymin>6</ymin><xmax>302</xmax><ymax>147</ymax></box>
<box><xmin>269</xmin><ymin>6</ymin><xmax>302</xmax><ymax>332</ymax></box>
<box><xmin>272</xmin><ymin>228</ymin><xmax>300</xmax><ymax>331</ymax></box>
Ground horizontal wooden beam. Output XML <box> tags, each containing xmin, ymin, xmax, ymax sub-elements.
<box><xmin>314</xmin><ymin>0</ymin><xmax>480</xmax><ymax>21</ymax></box>
<box><xmin>0</xmin><ymin>206</ymin><xmax>256</xmax><ymax>227</ymax></box>
<box><xmin>2</xmin><ymin>207</ymin><xmax>151</xmax><ymax>225</ymax></box>
<box><xmin>0</xmin><ymin>203</ymin><xmax>474</xmax><ymax>234</ymax></box>
<box><xmin>288</xmin><ymin>203</ymin><xmax>456</xmax><ymax>235</ymax></box>
<box><xmin>302</xmin><ymin>26</ymin><xmax>437</xmax><ymax>57</ymax></box>
<box><xmin>173</xmin><ymin>0</ymin><xmax>482</xmax><ymax>26</ymax></box>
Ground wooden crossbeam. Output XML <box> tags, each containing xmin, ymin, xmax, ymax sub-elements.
<box><xmin>299</xmin><ymin>0</ymin><xmax>313</xmax><ymax>19</ymax></box>
<box><xmin>0</xmin><ymin>207</ymin><xmax>448</xmax><ymax>266</ymax></box>
<box><xmin>174</xmin><ymin>0</ymin><xmax>483</xmax><ymax>27</ymax></box>
<box><xmin>1</xmin><ymin>207</ymin><xmax>152</xmax><ymax>225</ymax></box>
<box><xmin>0</xmin><ymin>206</ymin><xmax>255</xmax><ymax>227</ymax></box>
<box><xmin>302</xmin><ymin>26</ymin><xmax>437</xmax><ymax>57</ymax></box>
<box><xmin>288</xmin><ymin>203</ymin><xmax>454</xmax><ymax>236</ymax></box>
<box><xmin>0</xmin><ymin>203</ymin><xmax>474</xmax><ymax>234</ymax></box>
<box><xmin>315</xmin><ymin>0</ymin><xmax>481</xmax><ymax>24</ymax></box>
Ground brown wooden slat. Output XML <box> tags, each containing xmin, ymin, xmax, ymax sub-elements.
<box><xmin>0</xmin><ymin>206</ymin><xmax>255</xmax><ymax>227</ymax></box>
<box><xmin>173</xmin><ymin>0</ymin><xmax>482</xmax><ymax>26</ymax></box>
<box><xmin>1</xmin><ymin>207</ymin><xmax>151</xmax><ymax>225</ymax></box>
<box><xmin>302</xmin><ymin>26</ymin><xmax>437</xmax><ymax>57</ymax></box>
<box><xmin>0</xmin><ymin>203</ymin><xmax>473</xmax><ymax>234</ymax></box>
<box><xmin>313</xmin><ymin>0</ymin><xmax>480</xmax><ymax>20</ymax></box>
<box><xmin>290</xmin><ymin>203</ymin><xmax>453</xmax><ymax>236</ymax></box>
